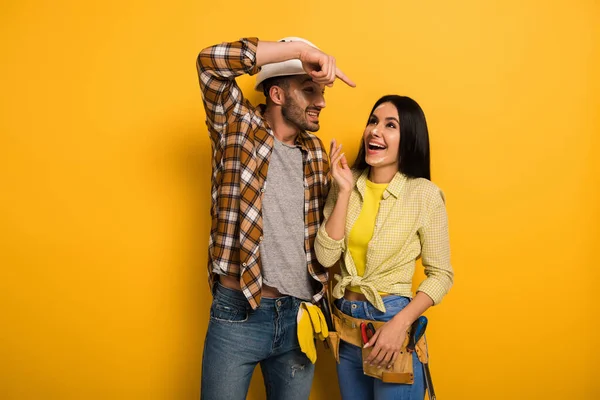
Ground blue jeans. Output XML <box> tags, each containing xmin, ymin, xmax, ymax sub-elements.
<box><xmin>200</xmin><ymin>283</ymin><xmax>315</xmax><ymax>400</ymax></box>
<box><xmin>334</xmin><ymin>296</ymin><xmax>425</xmax><ymax>400</ymax></box>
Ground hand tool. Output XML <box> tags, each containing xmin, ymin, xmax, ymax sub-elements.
<box><xmin>409</xmin><ymin>316</ymin><xmax>436</xmax><ymax>400</ymax></box>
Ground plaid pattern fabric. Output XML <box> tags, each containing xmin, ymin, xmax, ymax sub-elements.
<box><xmin>196</xmin><ymin>37</ymin><xmax>330</xmax><ymax>309</ymax></box>
<box><xmin>315</xmin><ymin>170</ymin><xmax>454</xmax><ymax>312</ymax></box>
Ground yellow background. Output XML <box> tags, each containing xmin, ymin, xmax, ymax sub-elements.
<box><xmin>1</xmin><ymin>0</ymin><xmax>599</xmax><ymax>399</ymax></box>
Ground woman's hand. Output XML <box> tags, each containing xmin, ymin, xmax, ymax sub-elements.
<box><xmin>364</xmin><ymin>293</ymin><xmax>434</xmax><ymax>369</ymax></box>
<box><xmin>329</xmin><ymin>139</ymin><xmax>354</xmax><ymax>194</ymax></box>
<box><xmin>363</xmin><ymin>317</ymin><xmax>410</xmax><ymax>370</ymax></box>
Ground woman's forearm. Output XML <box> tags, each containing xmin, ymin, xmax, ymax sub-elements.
<box><xmin>391</xmin><ymin>291</ymin><xmax>434</xmax><ymax>329</ymax></box>
<box><xmin>324</xmin><ymin>190</ymin><xmax>351</xmax><ymax>240</ymax></box>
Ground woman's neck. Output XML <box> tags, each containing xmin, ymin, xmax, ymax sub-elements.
<box><xmin>368</xmin><ymin>165</ymin><xmax>398</xmax><ymax>184</ymax></box>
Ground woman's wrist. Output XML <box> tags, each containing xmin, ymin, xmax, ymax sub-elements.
<box><xmin>390</xmin><ymin>312</ymin><xmax>412</xmax><ymax>330</ymax></box>
<box><xmin>337</xmin><ymin>188</ymin><xmax>352</xmax><ymax>198</ymax></box>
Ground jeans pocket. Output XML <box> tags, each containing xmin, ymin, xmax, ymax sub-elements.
<box><xmin>378</xmin><ymin>296</ymin><xmax>410</xmax><ymax>316</ymax></box>
<box><xmin>210</xmin><ymin>295</ymin><xmax>249</xmax><ymax>323</ymax></box>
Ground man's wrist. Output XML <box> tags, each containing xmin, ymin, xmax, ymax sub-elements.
<box><xmin>288</xmin><ymin>41</ymin><xmax>308</xmax><ymax>60</ymax></box>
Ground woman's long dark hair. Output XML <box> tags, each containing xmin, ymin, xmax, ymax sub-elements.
<box><xmin>353</xmin><ymin>95</ymin><xmax>431</xmax><ymax>180</ymax></box>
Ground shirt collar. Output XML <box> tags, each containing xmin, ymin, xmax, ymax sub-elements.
<box><xmin>356</xmin><ymin>168</ymin><xmax>407</xmax><ymax>199</ymax></box>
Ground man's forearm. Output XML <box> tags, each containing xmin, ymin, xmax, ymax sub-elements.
<box><xmin>256</xmin><ymin>40</ymin><xmax>308</xmax><ymax>68</ymax></box>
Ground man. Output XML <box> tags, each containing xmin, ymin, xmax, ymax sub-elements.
<box><xmin>196</xmin><ymin>36</ymin><xmax>355</xmax><ymax>399</ymax></box>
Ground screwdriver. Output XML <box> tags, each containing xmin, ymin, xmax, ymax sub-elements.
<box><xmin>408</xmin><ymin>316</ymin><xmax>436</xmax><ymax>400</ymax></box>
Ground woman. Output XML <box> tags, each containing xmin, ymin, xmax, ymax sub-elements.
<box><xmin>315</xmin><ymin>95</ymin><xmax>454</xmax><ymax>400</ymax></box>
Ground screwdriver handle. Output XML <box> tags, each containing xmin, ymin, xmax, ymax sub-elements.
<box><xmin>407</xmin><ymin>316</ymin><xmax>428</xmax><ymax>352</ymax></box>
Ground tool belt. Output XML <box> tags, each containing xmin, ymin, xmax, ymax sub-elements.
<box><xmin>325</xmin><ymin>302</ymin><xmax>429</xmax><ymax>384</ymax></box>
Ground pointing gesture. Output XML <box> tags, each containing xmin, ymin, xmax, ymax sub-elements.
<box><xmin>300</xmin><ymin>48</ymin><xmax>356</xmax><ymax>88</ymax></box>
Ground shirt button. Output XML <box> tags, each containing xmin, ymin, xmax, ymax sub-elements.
<box><xmin>261</xmin><ymin>188</ymin><xmax>265</xmax><ymax>193</ymax></box>
<box><xmin>259</xmin><ymin>236</ymin><xmax>263</xmax><ymax>242</ymax></box>
<box><xmin>242</xmin><ymin>262</ymin><xmax>247</xmax><ymax>267</ymax></box>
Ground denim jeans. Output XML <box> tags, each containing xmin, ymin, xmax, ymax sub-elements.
<box><xmin>200</xmin><ymin>283</ymin><xmax>315</xmax><ymax>400</ymax></box>
<box><xmin>334</xmin><ymin>296</ymin><xmax>425</xmax><ymax>400</ymax></box>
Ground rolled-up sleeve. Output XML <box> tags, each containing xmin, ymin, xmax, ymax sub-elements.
<box><xmin>196</xmin><ymin>37</ymin><xmax>260</xmax><ymax>136</ymax></box>
<box><xmin>416</xmin><ymin>190</ymin><xmax>454</xmax><ymax>305</ymax></box>
<box><xmin>315</xmin><ymin>185</ymin><xmax>345</xmax><ymax>268</ymax></box>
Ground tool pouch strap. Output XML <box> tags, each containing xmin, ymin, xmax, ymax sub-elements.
<box><xmin>325</xmin><ymin>331</ymin><xmax>341</xmax><ymax>364</ymax></box>
<box><xmin>331</xmin><ymin>303</ymin><xmax>429</xmax><ymax>384</ymax></box>
<box><xmin>320</xmin><ymin>283</ymin><xmax>342</xmax><ymax>364</ymax></box>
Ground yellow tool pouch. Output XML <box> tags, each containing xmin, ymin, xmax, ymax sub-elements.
<box><xmin>326</xmin><ymin>302</ymin><xmax>428</xmax><ymax>384</ymax></box>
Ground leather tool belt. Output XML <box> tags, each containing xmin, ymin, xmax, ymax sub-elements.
<box><xmin>325</xmin><ymin>302</ymin><xmax>429</xmax><ymax>384</ymax></box>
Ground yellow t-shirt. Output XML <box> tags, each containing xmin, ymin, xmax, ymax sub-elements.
<box><xmin>347</xmin><ymin>179</ymin><xmax>388</xmax><ymax>294</ymax></box>
<box><xmin>315</xmin><ymin>170</ymin><xmax>454</xmax><ymax>312</ymax></box>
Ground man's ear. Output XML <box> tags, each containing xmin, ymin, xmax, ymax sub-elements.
<box><xmin>268</xmin><ymin>85</ymin><xmax>286</xmax><ymax>106</ymax></box>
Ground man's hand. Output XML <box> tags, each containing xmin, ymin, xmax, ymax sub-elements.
<box><xmin>299</xmin><ymin>47</ymin><xmax>356</xmax><ymax>88</ymax></box>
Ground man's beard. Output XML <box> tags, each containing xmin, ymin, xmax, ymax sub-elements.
<box><xmin>282</xmin><ymin>97</ymin><xmax>319</xmax><ymax>132</ymax></box>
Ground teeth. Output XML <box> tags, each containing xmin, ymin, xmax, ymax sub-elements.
<box><xmin>369</xmin><ymin>142</ymin><xmax>386</xmax><ymax>149</ymax></box>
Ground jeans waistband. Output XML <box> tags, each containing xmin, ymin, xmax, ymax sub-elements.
<box><xmin>215</xmin><ymin>282</ymin><xmax>302</xmax><ymax>310</ymax></box>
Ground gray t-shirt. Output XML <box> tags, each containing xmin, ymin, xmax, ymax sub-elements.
<box><xmin>259</xmin><ymin>138</ymin><xmax>313</xmax><ymax>301</ymax></box>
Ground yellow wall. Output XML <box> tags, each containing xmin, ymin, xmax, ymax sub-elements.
<box><xmin>1</xmin><ymin>0</ymin><xmax>598</xmax><ymax>399</ymax></box>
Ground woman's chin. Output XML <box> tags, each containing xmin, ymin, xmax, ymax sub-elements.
<box><xmin>366</xmin><ymin>156</ymin><xmax>386</xmax><ymax>167</ymax></box>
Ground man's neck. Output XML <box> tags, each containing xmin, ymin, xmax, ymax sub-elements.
<box><xmin>263</xmin><ymin>106</ymin><xmax>300</xmax><ymax>146</ymax></box>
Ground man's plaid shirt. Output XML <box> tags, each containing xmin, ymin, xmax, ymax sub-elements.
<box><xmin>196</xmin><ymin>37</ymin><xmax>331</xmax><ymax>309</ymax></box>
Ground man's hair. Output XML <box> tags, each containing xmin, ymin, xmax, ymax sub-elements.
<box><xmin>262</xmin><ymin>76</ymin><xmax>292</xmax><ymax>100</ymax></box>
